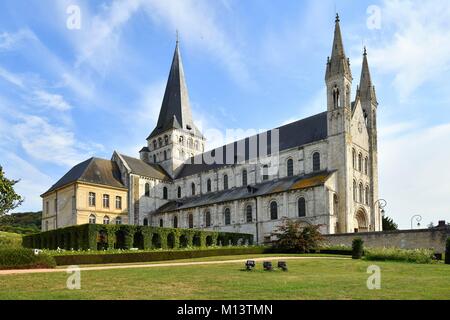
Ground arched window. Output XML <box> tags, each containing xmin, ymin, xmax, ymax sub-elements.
<box><xmin>358</xmin><ymin>153</ymin><xmax>362</xmax><ymax>171</ymax></box>
<box><xmin>153</xmin><ymin>140</ymin><xmax>157</xmax><ymax>149</ymax></box>
<box><xmin>143</xmin><ymin>218</ymin><xmax>148</xmax><ymax>226</ymax></box>
<box><xmin>223</xmin><ymin>174</ymin><xmax>228</xmax><ymax>190</ymax></box>
<box><xmin>353</xmin><ymin>180</ymin><xmax>357</xmax><ymax>202</ymax></box>
<box><xmin>262</xmin><ymin>165</ymin><xmax>269</xmax><ymax>181</ymax></box>
<box><xmin>246</xmin><ymin>205</ymin><xmax>252</xmax><ymax>223</ymax></box>
<box><xmin>242</xmin><ymin>169</ymin><xmax>248</xmax><ymax>186</ymax></box>
<box><xmin>164</xmin><ymin>135</ymin><xmax>169</xmax><ymax>145</ymax></box>
<box><xmin>205</xmin><ymin>211</ymin><xmax>211</xmax><ymax>227</ymax></box>
<box><xmin>173</xmin><ymin>216</ymin><xmax>178</xmax><ymax>228</ymax></box>
<box><xmin>159</xmin><ymin>219</ymin><xmax>163</xmax><ymax>227</ymax></box>
<box><xmin>224</xmin><ymin>208</ymin><xmax>231</xmax><ymax>225</ymax></box>
<box><xmin>158</xmin><ymin>137</ymin><xmax>163</xmax><ymax>147</ymax></box>
<box><xmin>89</xmin><ymin>214</ymin><xmax>96</xmax><ymax>224</ymax></box>
<box><xmin>352</xmin><ymin>149</ymin><xmax>356</xmax><ymax>169</ymax></box>
<box><xmin>298</xmin><ymin>198</ymin><xmax>306</xmax><ymax>217</ymax></box>
<box><xmin>365</xmin><ymin>186</ymin><xmax>370</xmax><ymax>205</ymax></box>
<box><xmin>163</xmin><ymin>187</ymin><xmax>168</xmax><ymax>200</ymax></box>
<box><xmin>313</xmin><ymin>152</ymin><xmax>320</xmax><ymax>171</ymax></box>
<box><xmin>177</xmin><ymin>186</ymin><xmax>181</xmax><ymax>198</ymax></box>
<box><xmin>145</xmin><ymin>183</ymin><xmax>150</xmax><ymax>197</ymax></box>
<box><xmin>333</xmin><ymin>194</ymin><xmax>339</xmax><ymax>216</ymax></box>
<box><xmin>153</xmin><ymin>154</ymin><xmax>156</xmax><ymax>163</ymax></box>
<box><xmin>116</xmin><ymin>217</ymin><xmax>122</xmax><ymax>225</ymax></box>
<box><xmin>333</xmin><ymin>85</ymin><xmax>340</xmax><ymax>108</ymax></box>
<box><xmin>364</xmin><ymin>157</ymin><xmax>369</xmax><ymax>175</ymax></box>
<box><xmin>188</xmin><ymin>214</ymin><xmax>194</xmax><ymax>228</ymax></box>
<box><xmin>191</xmin><ymin>183</ymin><xmax>196</xmax><ymax>196</ymax></box>
<box><xmin>179</xmin><ymin>136</ymin><xmax>184</xmax><ymax>145</ymax></box>
<box><xmin>103</xmin><ymin>216</ymin><xmax>110</xmax><ymax>225</ymax></box>
<box><xmin>359</xmin><ymin>183</ymin><xmax>364</xmax><ymax>203</ymax></box>
<box><xmin>164</xmin><ymin>150</ymin><xmax>167</xmax><ymax>160</ymax></box>
<box><xmin>207</xmin><ymin>179</ymin><xmax>212</xmax><ymax>192</ymax></box>
<box><xmin>287</xmin><ymin>158</ymin><xmax>294</xmax><ymax>177</ymax></box>
<box><xmin>270</xmin><ymin>201</ymin><xmax>278</xmax><ymax>220</ymax></box>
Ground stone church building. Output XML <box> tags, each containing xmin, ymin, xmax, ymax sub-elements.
<box><xmin>41</xmin><ymin>15</ymin><xmax>382</xmax><ymax>243</ymax></box>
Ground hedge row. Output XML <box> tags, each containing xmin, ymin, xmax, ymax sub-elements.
<box><xmin>22</xmin><ymin>224</ymin><xmax>254</xmax><ymax>251</ymax></box>
<box><xmin>53</xmin><ymin>247</ymin><xmax>267</xmax><ymax>266</ymax></box>
<box><xmin>0</xmin><ymin>248</ymin><xmax>56</xmax><ymax>270</ymax></box>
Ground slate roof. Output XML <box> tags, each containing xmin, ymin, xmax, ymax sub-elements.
<box><xmin>42</xmin><ymin>158</ymin><xmax>126</xmax><ymax>196</ymax></box>
<box><xmin>176</xmin><ymin>111</ymin><xmax>328</xmax><ymax>178</ymax></box>
<box><xmin>119</xmin><ymin>154</ymin><xmax>170</xmax><ymax>181</ymax></box>
<box><xmin>155</xmin><ymin>170</ymin><xmax>334</xmax><ymax>214</ymax></box>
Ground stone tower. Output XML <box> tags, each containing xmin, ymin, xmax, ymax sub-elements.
<box><xmin>140</xmin><ymin>40</ymin><xmax>205</xmax><ymax>178</ymax></box>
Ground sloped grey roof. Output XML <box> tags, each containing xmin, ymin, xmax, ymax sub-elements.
<box><xmin>42</xmin><ymin>158</ymin><xmax>126</xmax><ymax>196</ymax></box>
<box><xmin>155</xmin><ymin>170</ymin><xmax>334</xmax><ymax>214</ymax></box>
<box><xmin>176</xmin><ymin>111</ymin><xmax>328</xmax><ymax>178</ymax></box>
<box><xmin>119</xmin><ymin>154</ymin><xmax>170</xmax><ymax>181</ymax></box>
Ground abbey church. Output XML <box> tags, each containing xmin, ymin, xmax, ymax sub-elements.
<box><xmin>41</xmin><ymin>15</ymin><xmax>382</xmax><ymax>243</ymax></box>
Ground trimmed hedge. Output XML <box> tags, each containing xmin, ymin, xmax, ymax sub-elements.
<box><xmin>53</xmin><ymin>247</ymin><xmax>267</xmax><ymax>266</ymax></box>
<box><xmin>364</xmin><ymin>247</ymin><xmax>435</xmax><ymax>264</ymax></box>
<box><xmin>352</xmin><ymin>238</ymin><xmax>364</xmax><ymax>259</ymax></box>
<box><xmin>0</xmin><ymin>248</ymin><xmax>56</xmax><ymax>270</ymax></box>
<box><xmin>22</xmin><ymin>224</ymin><xmax>253</xmax><ymax>251</ymax></box>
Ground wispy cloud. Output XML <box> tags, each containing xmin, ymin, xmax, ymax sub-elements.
<box><xmin>31</xmin><ymin>90</ymin><xmax>72</xmax><ymax>111</ymax></box>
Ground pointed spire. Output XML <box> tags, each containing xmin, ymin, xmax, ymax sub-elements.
<box><xmin>326</xmin><ymin>13</ymin><xmax>352</xmax><ymax>80</ymax></box>
<box><xmin>147</xmin><ymin>40</ymin><xmax>201</xmax><ymax>140</ymax></box>
<box><xmin>358</xmin><ymin>47</ymin><xmax>377</xmax><ymax>103</ymax></box>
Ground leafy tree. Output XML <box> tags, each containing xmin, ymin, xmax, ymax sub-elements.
<box><xmin>271</xmin><ymin>219</ymin><xmax>324</xmax><ymax>253</ymax></box>
<box><xmin>0</xmin><ymin>166</ymin><xmax>23</xmax><ymax>216</ymax></box>
<box><xmin>382</xmin><ymin>215</ymin><xmax>398</xmax><ymax>231</ymax></box>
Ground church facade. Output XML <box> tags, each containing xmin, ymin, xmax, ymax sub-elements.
<box><xmin>42</xmin><ymin>16</ymin><xmax>382</xmax><ymax>243</ymax></box>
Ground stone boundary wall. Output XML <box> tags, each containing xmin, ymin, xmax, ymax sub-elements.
<box><xmin>324</xmin><ymin>227</ymin><xmax>450</xmax><ymax>253</ymax></box>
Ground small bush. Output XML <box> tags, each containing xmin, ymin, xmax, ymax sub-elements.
<box><xmin>364</xmin><ymin>247</ymin><xmax>435</xmax><ymax>264</ymax></box>
<box><xmin>0</xmin><ymin>248</ymin><xmax>56</xmax><ymax>270</ymax></box>
<box><xmin>271</xmin><ymin>219</ymin><xmax>324</xmax><ymax>253</ymax></box>
<box><xmin>352</xmin><ymin>238</ymin><xmax>364</xmax><ymax>259</ymax></box>
<box><xmin>445</xmin><ymin>237</ymin><xmax>450</xmax><ymax>265</ymax></box>
<box><xmin>0</xmin><ymin>231</ymin><xmax>22</xmax><ymax>248</ymax></box>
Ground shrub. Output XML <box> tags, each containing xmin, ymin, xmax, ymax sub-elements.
<box><xmin>271</xmin><ymin>219</ymin><xmax>324</xmax><ymax>253</ymax></box>
<box><xmin>52</xmin><ymin>246</ymin><xmax>267</xmax><ymax>266</ymax></box>
<box><xmin>364</xmin><ymin>247</ymin><xmax>435</xmax><ymax>264</ymax></box>
<box><xmin>0</xmin><ymin>248</ymin><xmax>56</xmax><ymax>270</ymax></box>
<box><xmin>352</xmin><ymin>238</ymin><xmax>364</xmax><ymax>259</ymax></box>
<box><xmin>0</xmin><ymin>231</ymin><xmax>22</xmax><ymax>248</ymax></box>
<box><xmin>445</xmin><ymin>237</ymin><xmax>450</xmax><ymax>265</ymax></box>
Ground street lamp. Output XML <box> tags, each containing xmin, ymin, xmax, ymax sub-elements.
<box><xmin>410</xmin><ymin>214</ymin><xmax>422</xmax><ymax>229</ymax></box>
<box><xmin>373</xmin><ymin>199</ymin><xmax>387</xmax><ymax>216</ymax></box>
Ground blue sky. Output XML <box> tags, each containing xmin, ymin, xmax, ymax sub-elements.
<box><xmin>0</xmin><ymin>0</ymin><xmax>449</xmax><ymax>229</ymax></box>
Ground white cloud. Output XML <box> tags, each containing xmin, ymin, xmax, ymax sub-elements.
<box><xmin>0</xmin><ymin>29</ymin><xmax>35</xmax><ymax>51</ymax></box>
<box><xmin>368</xmin><ymin>0</ymin><xmax>450</xmax><ymax>101</ymax></box>
<box><xmin>379</xmin><ymin>122</ymin><xmax>450</xmax><ymax>228</ymax></box>
<box><xmin>0</xmin><ymin>66</ymin><xmax>25</xmax><ymax>88</ymax></box>
<box><xmin>32</xmin><ymin>90</ymin><xmax>72</xmax><ymax>111</ymax></box>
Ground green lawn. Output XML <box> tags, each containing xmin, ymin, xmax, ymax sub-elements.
<box><xmin>0</xmin><ymin>255</ymin><xmax>449</xmax><ymax>300</ymax></box>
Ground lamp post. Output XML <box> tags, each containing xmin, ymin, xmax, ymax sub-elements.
<box><xmin>373</xmin><ymin>199</ymin><xmax>387</xmax><ymax>231</ymax></box>
<box><xmin>410</xmin><ymin>214</ymin><xmax>422</xmax><ymax>229</ymax></box>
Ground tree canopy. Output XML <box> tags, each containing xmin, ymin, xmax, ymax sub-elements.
<box><xmin>0</xmin><ymin>166</ymin><xmax>23</xmax><ymax>216</ymax></box>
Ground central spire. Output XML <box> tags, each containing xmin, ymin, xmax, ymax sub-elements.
<box><xmin>147</xmin><ymin>40</ymin><xmax>201</xmax><ymax>140</ymax></box>
<box><xmin>358</xmin><ymin>47</ymin><xmax>377</xmax><ymax>103</ymax></box>
<box><xmin>325</xmin><ymin>13</ymin><xmax>352</xmax><ymax>81</ymax></box>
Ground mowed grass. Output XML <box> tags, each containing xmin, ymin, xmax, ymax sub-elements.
<box><xmin>0</xmin><ymin>255</ymin><xmax>449</xmax><ymax>300</ymax></box>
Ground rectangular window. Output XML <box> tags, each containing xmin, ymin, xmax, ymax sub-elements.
<box><xmin>89</xmin><ymin>192</ymin><xmax>96</xmax><ymax>206</ymax></box>
<box><xmin>116</xmin><ymin>196</ymin><xmax>122</xmax><ymax>209</ymax></box>
<box><xmin>103</xmin><ymin>194</ymin><xmax>110</xmax><ymax>208</ymax></box>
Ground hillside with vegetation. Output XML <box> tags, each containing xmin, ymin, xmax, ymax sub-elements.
<box><xmin>0</xmin><ymin>211</ymin><xmax>42</xmax><ymax>234</ymax></box>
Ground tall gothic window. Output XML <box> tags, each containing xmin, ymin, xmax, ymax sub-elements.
<box><xmin>333</xmin><ymin>85</ymin><xmax>340</xmax><ymax>108</ymax></box>
<box><xmin>153</xmin><ymin>154</ymin><xmax>156</xmax><ymax>163</ymax></box>
<box><xmin>177</xmin><ymin>186</ymin><xmax>181</xmax><ymax>198</ymax></box>
<box><xmin>246</xmin><ymin>205</ymin><xmax>252</xmax><ymax>223</ymax></box>
<box><xmin>352</xmin><ymin>149</ymin><xmax>356</xmax><ymax>169</ymax></box>
<box><xmin>164</xmin><ymin>150</ymin><xmax>167</xmax><ymax>160</ymax></box>
<box><xmin>358</xmin><ymin>153</ymin><xmax>362</xmax><ymax>171</ymax></box>
<box><xmin>188</xmin><ymin>214</ymin><xmax>194</xmax><ymax>228</ymax></box>
<box><xmin>173</xmin><ymin>216</ymin><xmax>178</xmax><ymax>228</ymax></box>
<box><xmin>207</xmin><ymin>179</ymin><xmax>212</xmax><ymax>192</ymax></box>
<box><xmin>158</xmin><ymin>137</ymin><xmax>163</xmax><ymax>147</ymax></box>
<box><xmin>313</xmin><ymin>152</ymin><xmax>321</xmax><ymax>172</ymax></box>
<box><xmin>164</xmin><ymin>135</ymin><xmax>169</xmax><ymax>145</ymax></box>
<box><xmin>365</xmin><ymin>186</ymin><xmax>370</xmax><ymax>205</ymax></box>
<box><xmin>287</xmin><ymin>158</ymin><xmax>294</xmax><ymax>177</ymax></box>
<box><xmin>262</xmin><ymin>165</ymin><xmax>269</xmax><ymax>181</ymax></box>
<box><xmin>353</xmin><ymin>180</ymin><xmax>357</xmax><ymax>202</ymax></box>
<box><xmin>163</xmin><ymin>187</ymin><xmax>168</xmax><ymax>200</ymax></box>
<box><xmin>191</xmin><ymin>183</ymin><xmax>196</xmax><ymax>196</ymax></box>
<box><xmin>270</xmin><ymin>201</ymin><xmax>278</xmax><ymax>220</ymax></box>
<box><xmin>242</xmin><ymin>169</ymin><xmax>248</xmax><ymax>186</ymax></box>
<box><xmin>145</xmin><ymin>183</ymin><xmax>150</xmax><ymax>197</ymax></box>
<box><xmin>333</xmin><ymin>194</ymin><xmax>339</xmax><ymax>216</ymax></box>
<box><xmin>364</xmin><ymin>157</ymin><xmax>369</xmax><ymax>175</ymax></box>
<box><xmin>205</xmin><ymin>211</ymin><xmax>211</xmax><ymax>227</ymax></box>
<box><xmin>298</xmin><ymin>198</ymin><xmax>306</xmax><ymax>217</ymax></box>
<box><xmin>153</xmin><ymin>140</ymin><xmax>157</xmax><ymax>149</ymax></box>
<box><xmin>224</xmin><ymin>208</ymin><xmax>231</xmax><ymax>225</ymax></box>
<box><xmin>359</xmin><ymin>183</ymin><xmax>364</xmax><ymax>203</ymax></box>
<box><xmin>223</xmin><ymin>175</ymin><xmax>228</xmax><ymax>190</ymax></box>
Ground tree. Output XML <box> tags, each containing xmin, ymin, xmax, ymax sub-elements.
<box><xmin>382</xmin><ymin>215</ymin><xmax>398</xmax><ymax>231</ymax></box>
<box><xmin>271</xmin><ymin>218</ymin><xmax>324</xmax><ymax>253</ymax></box>
<box><xmin>0</xmin><ymin>166</ymin><xmax>23</xmax><ymax>216</ymax></box>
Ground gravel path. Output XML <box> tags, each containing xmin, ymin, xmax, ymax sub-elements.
<box><xmin>0</xmin><ymin>256</ymin><xmax>350</xmax><ymax>276</ymax></box>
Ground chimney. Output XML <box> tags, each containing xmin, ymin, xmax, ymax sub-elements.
<box><xmin>437</xmin><ymin>220</ymin><xmax>446</xmax><ymax>228</ymax></box>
